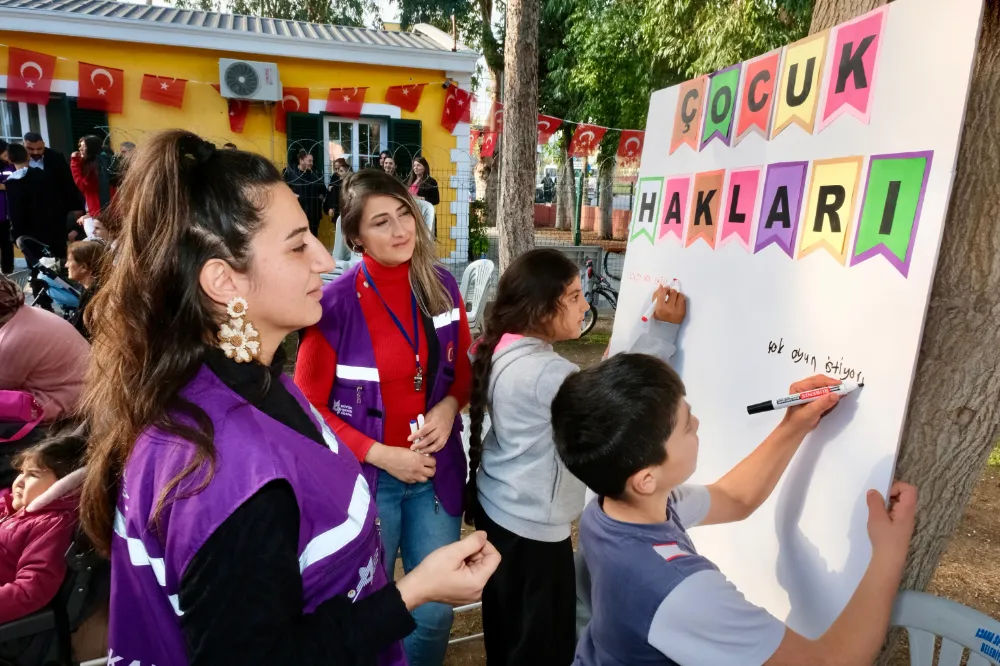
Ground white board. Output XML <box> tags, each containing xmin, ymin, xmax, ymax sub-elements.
<box><xmin>610</xmin><ymin>0</ymin><xmax>983</xmax><ymax>638</ymax></box>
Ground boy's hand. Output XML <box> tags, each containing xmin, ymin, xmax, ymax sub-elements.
<box><xmin>652</xmin><ymin>285</ymin><xmax>686</xmax><ymax>324</ymax></box>
<box><xmin>780</xmin><ymin>375</ymin><xmax>840</xmax><ymax>434</ymax></box>
<box><xmin>867</xmin><ymin>481</ymin><xmax>917</xmax><ymax>564</ymax></box>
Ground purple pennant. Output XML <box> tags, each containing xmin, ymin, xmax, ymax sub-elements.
<box><xmin>753</xmin><ymin>162</ymin><xmax>809</xmax><ymax>257</ymax></box>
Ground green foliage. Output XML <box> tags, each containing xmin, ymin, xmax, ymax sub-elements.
<box><xmin>468</xmin><ymin>199</ymin><xmax>491</xmax><ymax>257</ymax></box>
<box><xmin>174</xmin><ymin>0</ymin><xmax>377</xmax><ymax>27</ymax></box>
<box><xmin>990</xmin><ymin>441</ymin><xmax>1000</xmax><ymax>468</ymax></box>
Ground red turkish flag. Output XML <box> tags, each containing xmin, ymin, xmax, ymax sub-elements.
<box><xmin>481</xmin><ymin>132</ymin><xmax>497</xmax><ymax>158</ymax></box>
<box><xmin>140</xmin><ymin>74</ymin><xmax>187</xmax><ymax>109</ymax></box>
<box><xmin>569</xmin><ymin>124</ymin><xmax>608</xmax><ymax>157</ymax></box>
<box><xmin>78</xmin><ymin>62</ymin><xmax>125</xmax><ymax>114</ymax></box>
<box><xmin>385</xmin><ymin>84</ymin><xmax>426</xmax><ymax>113</ymax></box>
<box><xmin>537</xmin><ymin>114</ymin><xmax>563</xmax><ymax>144</ymax></box>
<box><xmin>489</xmin><ymin>101</ymin><xmax>504</xmax><ymax>133</ymax></box>
<box><xmin>441</xmin><ymin>86</ymin><xmax>473</xmax><ymax>133</ymax></box>
<box><xmin>326</xmin><ymin>87</ymin><xmax>367</xmax><ymax>118</ymax></box>
<box><xmin>617</xmin><ymin>130</ymin><xmax>645</xmax><ymax>163</ymax></box>
<box><xmin>470</xmin><ymin>129</ymin><xmax>482</xmax><ymax>152</ymax></box>
<box><xmin>7</xmin><ymin>48</ymin><xmax>56</xmax><ymax>105</ymax></box>
<box><xmin>275</xmin><ymin>87</ymin><xmax>310</xmax><ymax>134</ymax></box>
<box><xmin>211</xmin><ymin>84</ymin><xmax>250</xmax><ymax>134</ymax></box>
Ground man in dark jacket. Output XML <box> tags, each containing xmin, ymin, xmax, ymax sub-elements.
<box><xmin>23</xmin><ymin>132</ymin><xmax>84</xmax><ymax>223</ymax></box>
<box><xmin>6</xmin><ymin>144</ymin><xmax>67</xmax><ymax>261</ymax></box>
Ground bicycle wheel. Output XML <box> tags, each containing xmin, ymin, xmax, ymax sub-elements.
<box><xmin>581</xmin><ymin>302</ymin><xmax>599</xmax><ymax>336</ymax></box>
<box><xmin>603</xmin><ymin>250</ymin><xmax>623</xmax><ymax>281</ymax></box>
<box><xmin>598</xmin><ymin>286</ymin><xmax>619</xmax><ymax>311</ymax></box>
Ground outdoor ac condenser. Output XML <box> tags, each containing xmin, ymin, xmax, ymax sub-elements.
<box><xmin>218</xmin><ymin>59</ymin><xmax>282</xmax><ymax>102</ymax></box>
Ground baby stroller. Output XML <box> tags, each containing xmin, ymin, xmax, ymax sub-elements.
<box><xmin>15</xmin><ymin>237</ymin><xmax>82</xmax><ymax>321</ymax></box>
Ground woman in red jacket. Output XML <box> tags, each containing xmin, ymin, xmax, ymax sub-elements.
<box><xmin>70</xmin><ymin>135</ymin><xmax>112</xmax><ymax>217</ymax></box>
<box><xmin>0</xmin><ymin>433</ymin><xmax>86</xmax><ymax>628</ymax></box>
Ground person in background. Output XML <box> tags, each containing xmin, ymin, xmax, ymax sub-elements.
<box><xmin>324</xmin><ymin>158</ymin><xmax>351</xmax><ymax>223</ymax></box>
<box><xmin>285</xmin><ymin>149</ymin><xmax>325</xmax><ymax>237</ymax></box>
<box><xmin>295</xmin><ymin>170</ymin><xmax>473</xmax><ymax>666</ymax></box>
<box><xmin>383</xmin><ymin>156</ymin><xmax>399</xmax><ymax>180</ymax></box>
<box><xmin>6</xmin><ymin>143</ymin><xmax>69</xmax><ymax>264</ymax></box>
<box><xmin>0</xmin><ymin>274</ymin><xmax>90</xmax><ymax>423</ymax></box>
<box><xmin>109</xmin><ymin>141</ymin><xmax>136</xmax><ymax>189</ymax></box>
<box><xmin>71</xmin><ymin>135</ymin><xmax>114</xmax><ymax>217</ymax></box>
<box><xmin>0</xmin><ymin>140</ymin><xmax>14</xmax><ymax>274</ymax></box>
<box><xmin>78</xmin><ymin>131</ymin><xmax>498</xmax><ymax>666</ymax></box>
<box><xmin>66</xmin><ymin>239</ymin><xmax>107</xmax><ymax>341</ymax></box>
<box><xmin>407</xmin><ymin>157</ymin><xmax>439</xmax><ymax>207</ymax></box>
<box><xmin>378</xmin><ymin>150</ymin><xmax>391</xmax><ymax>171</ymax></box>
<box><xmin>23</xmin><ymin>132</ymin><xmax>84</xmax><ymax>222</ymax></box>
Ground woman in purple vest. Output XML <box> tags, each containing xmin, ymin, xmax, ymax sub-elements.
<box><xmin>295</xmin><ymin>170</ymin><xmax>471</xmax><ymax>666</ymax></box>
<box><xmin>76</xmin><ymin>130</ymin><xmax>500</xmax><ymax>666</ymax></box>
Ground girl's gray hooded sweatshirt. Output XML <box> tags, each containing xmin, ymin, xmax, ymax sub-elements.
<box><xmin>476</xmin><ymin>320</ymin><xmax>680</xmax><ymax>542</ymax></box>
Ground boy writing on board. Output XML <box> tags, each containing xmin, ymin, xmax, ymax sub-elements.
<box><xmin>553</xmin><ymin>354</ymin><xmax>917</xmax><ymax>666</ymax></box>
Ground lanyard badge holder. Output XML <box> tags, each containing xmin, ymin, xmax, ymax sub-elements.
<box><xmin>362</xmin><ymin>263</ymin><xmax>424</xmax><ymax>392</ymax></box>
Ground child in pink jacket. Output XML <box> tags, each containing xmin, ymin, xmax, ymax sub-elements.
<box><xmin>0</xmin><ymin>433</ymin><xmax>87</xmax><ymax>624</ymax></box>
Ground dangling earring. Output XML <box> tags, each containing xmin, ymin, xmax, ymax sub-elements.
<box><xmin>217</xmin><ymin>296</ymin><xmax>260</xmax><ymax>363</ymax></box>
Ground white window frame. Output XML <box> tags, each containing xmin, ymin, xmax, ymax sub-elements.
<box><xmin>0</xmin><ymin>92</ymin><xmax>49</xmax><ymax>146</ymax></box>
<box><xmin>322</xmin><ymin>116</ymin><xmax>388</xmax><ymax>174</ymax></box>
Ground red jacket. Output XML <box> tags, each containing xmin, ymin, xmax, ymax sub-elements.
<box><xmin>69</xmin><ymin>155</ymin><xmax>115</xmax><ymax>217</ymax></box>
<box><xmin>0</xmin><ymin>470</ymin><xmax>82</xmax><ymax>623</ymax></box>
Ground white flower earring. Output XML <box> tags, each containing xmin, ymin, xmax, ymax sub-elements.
<box><xmin>217</xmin><ymin>296</ymin><xmax>260</xmax><ymax>363</ymax></box>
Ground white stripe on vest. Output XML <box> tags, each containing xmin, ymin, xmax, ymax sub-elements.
<box><xmin>308</xmin><ymin>405</ymin><xmax>340</xmax><ymax>453</ymax></box>
<box><xmin>432</xmin><ymin>308</ymin><xmax>462</xmax><ymax>330</ymax></box>
<box><xmin>113</xmin><ymin>510</ymin><xmax>183</xmax><ymax>616</ymax></box>
<box><xmin>298</xmin><ymin>474</ymin><xmax>371</xmax><ymax>573</ymax></box>
<box><xmin>336</xmin><ymin>364</ymin><xmax>381</xmax><ymax>383</ymax></box>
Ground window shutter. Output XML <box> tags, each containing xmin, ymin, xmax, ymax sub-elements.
<box><xmin>68</xmin><ymin>99</ymin><xmax>109</xmax><ymax>149</ymax></box>
<box><xmin>388</xmin><ymin>118</ymin><xmax>422</xmax><ymax>181</ymax></box>
<box><xmin>286</xmin><ymin>111</ymin><xmax>324</xmax><ymax>177</ymax></box>
<box><xmin>44</xmin><ymin>95</ymin><xmax>73</xmax><ymax>156</ymax></box>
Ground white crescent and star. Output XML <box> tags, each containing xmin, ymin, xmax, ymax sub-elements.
<box><xmin>538</xmin><ymin>120</ymin><xmax>551</xmax><ymax>131</ymax></box>
<box><xmin>577</xmin><ymin>130</ymin><xmax>595</xmax><ymax>146</ymax></box>
<box><xmin>20</xmin><ymin>61</ymin><xmax>43</xmax><ymax>88</ymax></box>
<box><xmin>624</xmin><ymin>136</ymin><xmax>641</xmax><ymax>154</ymax></box>
<box><xmin>160</xmin><ymin>81</ymin><xmax>170</xmax><ymax>90</ymax></box>
<box><xmin>90</xmin><ymin>68</ymin><xmax>114</xmax><ymax>88</ymax></box>
<box><xmin>282</xmin><ymin>94</ymin><xmax>301</xmax><ymax>111</ymax></box>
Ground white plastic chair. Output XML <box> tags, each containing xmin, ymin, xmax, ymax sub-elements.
<box><xmin>891</xmin><ymin>590</ymin><xmax>1000</xmax><ymax>665</ymax></box>
<box><xmin>321</xmin><ymin>216</ymin><xmax>362</xmax><ymax>284</ymax></box>
<box><xmin>460</xmin><ymin>259</ymin><xmax>495</xmax><ymax>336</ymax></box>
<box><xmin>415</xmin><ymin>198</ymin><xmax>436</xmax><ymax>236</ymax></box>
<box><xmin>7</xmin><ymin>269</ymin><xmax>31</xmax><ymax>292</ymax></box>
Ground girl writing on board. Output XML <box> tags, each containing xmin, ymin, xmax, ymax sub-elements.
<box><xmin>465</xmin><ymin>247</ymin><xmax>685</xmax><ymax>665</ymax></box>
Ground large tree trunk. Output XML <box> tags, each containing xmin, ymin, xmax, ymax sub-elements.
<box><xmin>556</xmin><ymin>135</ymin><xmax>575</xmax><ymax>231</ymax></box>
<box><xmin>811</xmin><ymin>1</ymin><xmax>1000</xmax><ymax>662</ymax></box>
<box><xmin>496</xmin><ymin>0</ymin><xmax>539</xmax><ymax>272</ymax></box>
<box><xmin>598</xmin><ymin>159</ymin><xmax>615</xmax><ymax>240</ymax></box>
<box><xmin>484</xmin><ymin>72</ymin><xmax>503</xmax><ymax>229</ymax></box>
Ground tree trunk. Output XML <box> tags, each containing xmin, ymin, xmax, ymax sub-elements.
<box><xmin>556</xmin><ymin>136</ymin><xmax>575</xmax><ymax>231</ymax></box>
<box><xmin>496</xmin><ymin>0</ymin><xmax>539</xmax><ymax>272</ymax></box>
<box><xmin>598</xmin><ymin>159</ymin><xmax>615</xmax><ymax>240</ymax></box>
<box><xmin>811</xmin><ymin>1</ymin><xmax>1000</xmax><ymax>662</ymax></box>
<box><xmin>484</xmin><ymin>72</ymin><xmax>503</xmax><ymax>229</ymax></box>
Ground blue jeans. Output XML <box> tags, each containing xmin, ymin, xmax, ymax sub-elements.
<box><xmin>377</xmin><ymin>470</ymin><xmax>462</xmax><ymax>666</ymax></box>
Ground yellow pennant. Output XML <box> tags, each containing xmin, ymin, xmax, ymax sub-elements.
<box><xmin>771</xmin><ymin>32</ymin><xmax>830</xmax><ymax>139</ymax></box>
<box><xmin>798</xmin><ymin>156</ymin><xmax>864</xmax><ymax>264</ymax></box>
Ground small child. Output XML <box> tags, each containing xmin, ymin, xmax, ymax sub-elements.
<box><xmin>0</xmin><ymin>434</ymin><xmax>87</xmax><ymax>624</ymax></box>
<box><xmin>553</xmin><ymin>355</ymin><xmax>917</xmax><ymax>666</ymax></box>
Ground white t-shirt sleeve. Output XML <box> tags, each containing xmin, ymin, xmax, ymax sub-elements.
<box><xmin>670</xmin><ymin>484</ymin><xmax>711</xmax><ymax>527</ymax></box>
<box><xmin>647</xmin><ymin>569</ymin><xmax>786</xmax><ymax>666</ymax></box>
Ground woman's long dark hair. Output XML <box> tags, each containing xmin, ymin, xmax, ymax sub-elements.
<box><xmin>79</xmin><ymin>130</ymin><xmax>283</xmax><ymax>556</ymax></box>
<box><xmin>78</xmin><ymin>135</ymin><xmax>104</xmax><ymax>175</ymax></box>
<box><xmin>464</xmin><ymin>248</ymin><xmax>579</xmax><ymax>524</ymax></box>
<box><xmin>407</xmin><ymin>156</ymin><xmax>431</xmax><ymax>187</ymax></box>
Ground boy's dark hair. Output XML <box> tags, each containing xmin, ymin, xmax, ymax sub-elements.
<box><xmin>552</xmin><ymin>354</ymin><xmax>686</xmax><ymax>499</ymax></box>
<box><xmin>7</xmin><ymin>143</ymin><xmax>28</xmax><ymax>164</ymax></box>
<box><xmin>464</xmin><ymin>247</ymin><xmax>580</xmax><ymax>524</ymax></box>
<box><xmin>13</xmin><ymin>434</ymin><xmax>88</xmax><ymax>479</ymax></box>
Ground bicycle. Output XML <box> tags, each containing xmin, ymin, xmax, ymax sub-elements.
<box><xmin>603</xmin><ymin>248</ymin><xmax>624</xmax><ymax>282</ymax></box>
<box><xmin>580</xmin><ymin>256</ymin><xmax>619</xmax><ymax>337</ymax></box>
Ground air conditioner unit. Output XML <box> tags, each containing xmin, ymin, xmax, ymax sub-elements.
<box><xmin>218</xmin><ymin>59</ymin><xmax>281</xmax><ymax>102</ymax></box>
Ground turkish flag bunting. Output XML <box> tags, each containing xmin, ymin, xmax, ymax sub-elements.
<box><xmin>617</xmin><ymin>130</ymin><xmax>645</xmax><ymax>163</ymax></box>
<box><xmin>326</xmin><ymin>87</ymin><xmax>367</xmax><ymax>118</ymax></box>
<box><xmin>78</xmin><ymin>62</ymin><xmax>125</xmax><ymax>114</ymax></box>
<box><xmin>275</xmin><ymin>87</ymin><xmax>310</xmax><ymax>134</ymax></box>
<box><xmin>140</xmin><ymin>74</ymin><xmax>187</xmax><ymax>109</ymax></box>
<box><xmin>470</xmin><ymin>129</ymin><xmax>482</xmax><ymax>152</ymax></box>
<box><xmin>385</xmin><ymin>84</ymin><xmax>426</xmax><ymax>113</ymax></box>
<box><xmin>211</xmin><ymin>84</ymin><xmax>250</xmax><ymax>134</ymax></box>
<box><xmin>537</xmin><ymin>115</ymin><xmax>563</xmax><ymax>144</ymax></box>
<box><xmin>490</xmin><ymin>101</ymin><xmax>504</xmax><ymax>133</ymax></box>
<box><xmin>481</xmin><ymin>132</ymin><xmax>498</xmax><ymax>158</ymax></box>
<box><xmin>7</xmin><ymin>48</ymin><xmax>56</xmax><ymax>105</ymax></box>
<box><xmin>569</xmin><ymin>124</ymin><xmax>608</xmax><ymax>157</ymax></box>
<box><xmin>441</xmin><ymin>86</ymin><xmax>473</xmax><ymax>133</ymax></box>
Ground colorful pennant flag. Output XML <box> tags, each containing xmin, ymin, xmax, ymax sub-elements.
<box><xmin>210</xmin><ymin>84</ymin><xmax>250</xmax><ymax>134</ymax></box>
<box><xmin>140</xmin><ymin>74</ymin><xmax>187</xmax><ymax>109</ymax></box>
<box><xmin>481</xmin><ymin>132</ymin><xmax>497</xmax><ymax>158</ymax></box>
<box><xmin>6</xmin><ymin>48</ymin><xmax>56</xmax><ymax>105</ymax></box>
<box><xmin>735</xmin><ymin>51</ymin><xmax>780</xmax><ymax>145</ymax></box>
<box><xmin>819</xmin><ymin>6</ymin><xmax>887</xmax><ymax>131</ymax></box>
<box><xmin>685</xmin><ymin>170</ymin><xmax>725</xmax><ymax>249</ymax></box>
<box><xmin>754</xmin><ymin>161</ymin><xmax>809</xmax><ymax>257</ymax></box>
<box><xmin>490</xmin><ymin>101</ymin><xmax>504</xmax><ymax>133</ymax></box>
<box><xmin>385</xmin><ymin>84</ymin><xmax>426</xmax><ymax>113</ymax></box>
<box><xmin>441</xmin><ymin>85</ymin><xmax>473</xmax><ymax>133</ymax></box>
<box><xmin>719</xmin><ymin>167</ymin><xmax>763</xmax><ymax>250</ymax></box>
<box><xmin>537</xmin><ymin>115</ymin><xmax>563</xmax><ymax>144</ymax></box>
<box><xmin>569</xmin><ymin>124</ymin><xmax>607</xmax><ymax>157</ymax></box>
<box><xmin>851</xmin><ymin>151</ymin><xmax>933</xmax><ymax>277</ymax></box>
<box><xmin>78</xmin><ymin>62</ymin><xmax>125</xmax><ymax>114</ymax></box>
<box><xmin>670</xmin><ymin>76</ymin><xmax>707</xmax><ymax>154</ymax></box>
<box><xmin>326</xmin><ymin>87</ymin><xmax>367</xmax><ymax>118</ymax></box>
<box><xmin>630</xmin><ymin>177</ymin><xmax>663</xmax><ymax>244</ymax></box>
<box><xmin>617</xmin><ymin>130</ymin><xmax>645</xmax><ymax>162</ymax></box>
<box><xmin>658</xmin><ymin>176</ymin><xmax>691</xmax><ymax>244</ymax></box>
<box><xmin>701</xmin><ymin>64</ymin><xmax>742</xmax><ymax>149</ymax></box>
<box><xmin>276</xmin><ymin>87</ymin><xmax>310</xmax><ymax>134</ymax></box>
<box><xmin>799</xmin><ymin>156</ymin><xmax>864</xmax><ymax>264</ymax></box>
<box><xmin>771</xmin><ymin>32</ymin><xmax>829</xmax><ymax>139</ymax></box>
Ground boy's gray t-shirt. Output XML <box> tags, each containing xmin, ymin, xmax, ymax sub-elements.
<box><xmin>575</xmin><ymin>486</ymin><xmax>786</xmax><ymax>666</ymax></box>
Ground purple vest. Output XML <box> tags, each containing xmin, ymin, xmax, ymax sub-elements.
<box><xmin>315</xmin><ymin>262</ymin><xmax>467</xmax><ymax>516</ymax></box>
<box><xmin>107</xmin><ymin>365</ymin><xmax>406</xmax><ymax>666</ymax></box>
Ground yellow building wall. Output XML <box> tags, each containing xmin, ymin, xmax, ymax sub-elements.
<box><xmin>0</xmin><ymin>32</ymin><xmax>464</xmax><ymax>257</ymax></box>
